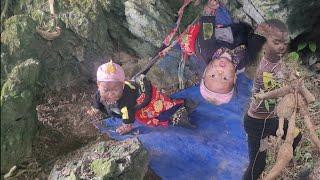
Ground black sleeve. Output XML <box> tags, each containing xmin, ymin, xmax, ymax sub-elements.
<box><xmin>133</xmin><ymin>74</ymin><xmax>152</xmax><ymax>110</ymax></box>
<box><xmin>121</xmin><ymin>106</ymin><xmax>136</xmax><ymax>124</ymax></box>
<box><xmin>92</xmin><ymin>91</ymin><xmax>105</xmax><ymax>112</ymax></box>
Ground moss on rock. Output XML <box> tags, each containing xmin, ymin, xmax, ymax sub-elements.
<box><xmin>1</xmin><ymin>58</ymin><xmax>40</xmax><ymax>173</ymax></box>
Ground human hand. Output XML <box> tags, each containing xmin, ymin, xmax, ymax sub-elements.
<box><xmin>116</xmin><ymin>123</ymin><xmax>134</xmax><ymax>135</ymax></box>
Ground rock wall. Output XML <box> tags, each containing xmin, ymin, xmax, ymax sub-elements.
<box><xmin>1</xmin><ymin>59</ymin><xmax>40</xmax><ymax>173</ymax></box>
<box><xmin>0</xmin><ymin>0</ymin><xmax>174</xmax><ymax>173</ymax></box>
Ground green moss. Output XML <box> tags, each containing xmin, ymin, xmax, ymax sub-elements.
<box><xmin>2</xmin><ymin>15</ymin><xmax>38</xmax><ymax>54</ymax></box>
<box><xmin>90</xmin><ymin>159</ymin><xmax>117</xmax><ymax>178</ymax></box>
<box><xmin>1</xmin><ymin>58</ymin><xmax>40</xmax><ymax>173</ymax></box>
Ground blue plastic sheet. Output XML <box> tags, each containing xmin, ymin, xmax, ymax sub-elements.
<box><xmin>96</xmin><ymin>73</ymin><xmax>253</xmax><ymax>180</ymax></box>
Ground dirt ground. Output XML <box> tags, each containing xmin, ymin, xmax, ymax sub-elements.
<box><xmin>3</xmin><ymin>63</ymin><xmax>319</xmax><ymax>180</ymax></box>
<box><xmin>2</xmin><ymin>83</ymin><xmax>99</xmax><ymax>179</ymax></box>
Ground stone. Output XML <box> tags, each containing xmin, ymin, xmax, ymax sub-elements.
<box><xmin>48</xmin><ymin>138</ymin><xmax>149</xmax><ymax>180</ymax></box>
<box><xmin>1</xmin><ymin>58</ymin><xmax>40</xmax><ymax>173</ymax></box>
<box><xmin>124</xmin><ymin>0</ymin><xmax>174</xmax><ymax>48</ymax></box>
<box><xmin>1</xmin><ymin>15</ymin><xmax>43</xmax><ymax>86</ymax></box>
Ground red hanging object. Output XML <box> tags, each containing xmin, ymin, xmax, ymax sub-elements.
<box><xmin>135</xmin><ymin>86</ymin><xmax>184</xmax><ymax>127</ymax></box>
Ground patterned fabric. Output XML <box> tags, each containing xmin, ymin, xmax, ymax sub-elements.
<box><xmin>170</xmin><ymin>106</ymin><xmax>195</xmax><ymax>128</ymax></box>
<box><xmin>163</xmin><ymin>27</ymin><xmax>178</xmax><ymax>47</ymax></box>
<box><xmin>179</xmin><ymin>23</ymin><xmax>201</xmax><ymax>55</ymax></box>
<box><xmin>135</xmin><ymin>85</ymin><xmax>184</xmax><ymax>127</ymax></box>
<box><xmin>211</xmin><ymin>45</ymin><xmax>246</xmax><ymax>68</ymax></box>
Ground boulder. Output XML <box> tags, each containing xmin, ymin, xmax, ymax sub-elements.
<box><xmin>1</xmin><ymin>58</ymin><xmax>40</xmax><ymax>173</ymax></box>
<box><xmin>48</xmin><ymin>138</ymin><xmax>149</xmax><ymax>180</ymax></box>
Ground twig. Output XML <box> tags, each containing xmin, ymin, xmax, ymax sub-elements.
<box><xmin>4</xmin><ymin>166</ymin><xmax>17</xmax><ymax>179</ymax></box>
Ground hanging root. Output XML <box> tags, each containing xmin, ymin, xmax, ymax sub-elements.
<box><xmin>276</xmin><ymin>117</ymin><xmax>285</xmax><ymax>138</ymax></box>
<box><xmin>49</xmin><ymin>0</ymin><xmax>55</xmax><ymax>15</ymax></box>
<box><xmin>276</xmin><ymin>93</ymin><xmax>295</xmax><ymax>119</ymax></box>
<box><xmin>260</xmin><ymin>72</ymin><xmax>318</xmax><ymax>179</ymax></box>
<box><xmin>264</xmin><ymin>142</ymin><xmax>293</xmax><ymax>180</ymax></box>
<box><xmin>299</xmin><ymin>101</ymin><xmax>320</xmax><ymax>151</ymax></box>
<box><xmin>36</xmin><ymin>27</ymin><xmax>61</xmax><ymax>41</ymax></box>
<box><xmin>303</xmin><ymin>114</ymin><xmax>320</xmax><ymax>151</ymax></box>
<box><xmin>264</xmin><ymin>92</ymin><xmax>297</xmax><ymax>180</ymax></box>
<box><xmin>299</xmin><ymin>85</ymin><xmax>315</xmax><ymax>104</ymax></box>
<box><xmin>255</xmin><ymin>86</ymin><xmax>290</xmax><ymax>100</ymax></box>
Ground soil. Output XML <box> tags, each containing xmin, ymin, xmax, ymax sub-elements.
<box><xmin>5</xmin><ymin>82</ymin><xmax>160</xmax><ymax>180</ymax></box>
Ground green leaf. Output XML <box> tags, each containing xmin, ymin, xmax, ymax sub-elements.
<box><xmin>267</xmin><ymin>80</ymin><xmax>272</xmax><ymax>86</ymax></box>
<box><xmin>309</xmin><ymin>42</ymin><xmax>317</xmax><ymax>53</ymax></box>
<box><xmin>297</xmin><ymin>42</ymin><xmax>307</xmax><ymax>51</ymax></box>
<box><xmin>264</xmin><ymin>100</ymin><xmax>270</xmax><ymax>112</ymax></box>
<box><xmin>289</xmin><ymin>52</ymin><xmax>299</xmax><ymax>61</ymax></box>
<box><xmin>268</xmin><ymin>99</ymin><xmax>276</xmax><ymax>105</ymax></box>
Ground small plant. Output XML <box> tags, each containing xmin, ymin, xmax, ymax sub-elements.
<box><xmin>289</xmin><ymin>42</ymin><xmax>317</xmax><ymax>65</ymax></box>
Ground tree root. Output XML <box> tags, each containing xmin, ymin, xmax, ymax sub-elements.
<box><xmin>36</xmin><ymin>27</ymin><xmax>61</xmax><ymax>41</ymax></box>
<box><xmin>264</xmin><ymin>142</ymin><xmax>293</xmax><ymax>180</ymax></box>
<box><xmin>256</xmin><ymin>86</ymin><xmax>291</xmax><ymax>100</ymax></box>
<box><xmin>263</xmin><ymin>83</ymin><xmax>298</xmax><ymax>179</ymax></box>
<box><xmin>299</xmin><ymin>85</ymin><xmax>315</xmax><ymax>104</ymax></box>
<box><xmin>299</xmin><ymin>105</ymin><xmax>320</xmax><ymax>151</ymax></box>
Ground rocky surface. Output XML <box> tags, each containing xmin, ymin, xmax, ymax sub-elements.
<box><xmin>48</xmin><ymin>138</ymin><xmax>149</xmax><ymax>180</ymax></box>
<box><xmin>1</xmin><ymin>59</ymin><xmax>40</xmax><ymax>172</ymax></box>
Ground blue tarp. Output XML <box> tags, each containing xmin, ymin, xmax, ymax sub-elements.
<box><xmin>96</xmin><ymin>73</ymin><xmax>253</xmax><ymax>180</ymax></box>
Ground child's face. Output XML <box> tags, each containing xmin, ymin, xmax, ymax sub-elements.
<box><xmin>98</xmin><ymin>81</ymin><xmax>124</xmax><ymax>104</ymax></box>
<box><xmin>265</xmin><ymin>30</ymin><xmax>289</xmax><ymax>57</ymax></box>
<box><xmin>203</xmin><ymin>57</ymin><xmax>236</xmax><ymax>93</ymax></box>
<box><xmin>204</xmin><ymin>0</ymin><xmax>219</xmax><ymax>14</ymax></box>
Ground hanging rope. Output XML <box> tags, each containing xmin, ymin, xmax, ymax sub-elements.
<box><xmin>163</xmin><ymin>0</ymin><xmax>195</xmax><ymax>46</ymax></box>
<box><xmin>178</xmin><ymin>53</ymin><xmax>188</xmax><ymax>89</ymax></box>
<box><xmin>36</xmin><ymin>0</ymin><xmax>61</xmax><ymax>41</ymax></box>
<box><xmin>132</xmin><ymin>16</ymin><xmax>199</xmax><ymax>79</ymax></box>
